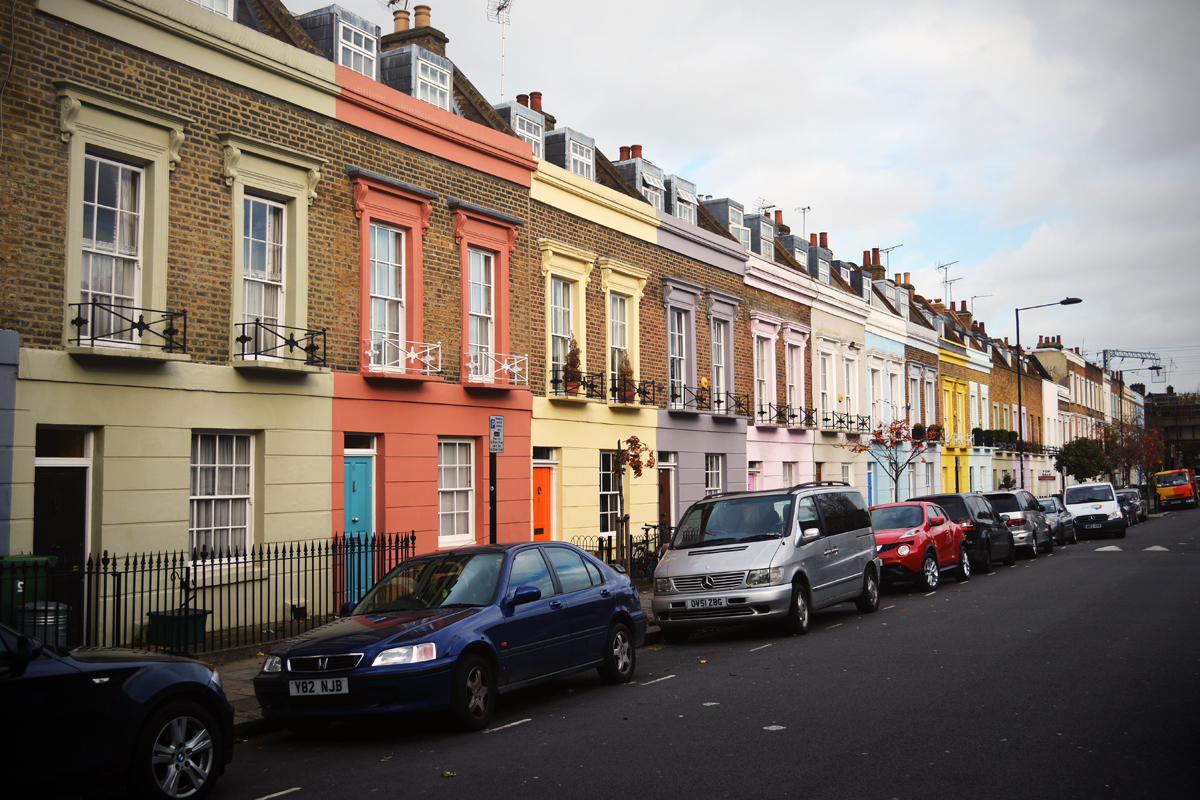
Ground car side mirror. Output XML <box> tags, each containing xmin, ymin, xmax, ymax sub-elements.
<box><xmin>509</xmin><ymin>585</ymin><xmax>542</xmax><ymax>607</ymax></box>
<box><xmin>929</xmin><ymin>516</ymin><xmax>946</xmax><ymax>526</ymax></box>
<box><xmin>796</xmin><ymin>527</ymin><xmax>822</xmax><ymax>546</ymax></box>
<box><xmin>339</xmin><ymin>601</ymin><xmax>356</xmax><ymax>618</ymax></box>
<box><xmin>10</xmin><ymin>635</ymin><xmax>38</xmax><ymax>678</ymax></box>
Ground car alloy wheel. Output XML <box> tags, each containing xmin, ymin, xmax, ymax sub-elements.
<box><xmin>598</xmin><ymin>623</ymin><xmax>636</xmax><ymax>684</ymax></box>
<box><xmin>919</xmin><ymin>552</ymin><xmax>939</xmax><ymax>591</ymax></box>
<box><xmin>138</xmin><ymin>702</ymin><xmax>219</xmax><ymax>800</ymax></box>
<box><xmin>450</xmin><ymin>655</ymin><xmax>495</xmax><ymax>731</ymax></box>
<box><xmin>783</xmin><ymin>581</ymin><xmax>811</xmax><ymax>634</ymax></box>
<box><xmin>855</xmin><ymin>569</ymin><xmax>880</xmax><ymax>613</ymax></box>
<box><xmin>958</xmin><ymin>543</ymin><xmax>971</xmax><ymax>581</ymax></box>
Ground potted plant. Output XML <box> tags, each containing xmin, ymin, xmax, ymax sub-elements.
<box><xmin>972</xmin><ymin>427</ymin><xmax>984</xmax><ymax>447</ymax></box>
<box><xmin>926</xmin><ymin>424</ymin><xmax>942</xmax><ymax>442</ymax></box>
<box><xmin>617</xmin><ymin>352</ymin><xmax>636</xmax><ymax>403</ymax></box>
<box><xmin>563</xmin><ymin>336</ymin><xmax>581</xmax><ymax>396</ymax></box>
<box><xmin>912</xmin><ymin>423</ymin><xmax>926</xmax><ymax>441</ymax></box>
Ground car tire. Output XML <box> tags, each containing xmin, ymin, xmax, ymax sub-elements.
<box><xmin>597</xmin><ymin>623</ymin><xmax>636</xmax><ymax>684</ymax></box>
<box><xmin>1042</xmin><ymin>531</ymin><xmax>1054</xmax><ymax>554</ymax></box>
<box><xmin>1069</xmin><ymin>524</ymin><xmax>1077</xmax><ymax>544</ymax></box>
<box><xmin>975</xmin><ymin>542</ymin><xmax>994</xmax><ymax>574</ymax></box>
<box><xmin>131</xmin><ymin>700</ymin><xmax>221</xmax><ymax>800</ymax></box>
<box><xmin>450</xmin><ymin>655</ymin><xmax>495</xmax><ymax>732</ymax></box>
<box><xmin>783</xmin><ymin>581</ymin><xmax>812</xmax><ymax>635</ymax></box>
<box><xmin>855</xmin><ymin>569</ymin><xmax>880</xmax><ymax>614</ymax></box>
<box><xmin>661</xmin><ymin>628</ymin><xmax>690</xmax><ymax>644</ymax></box>
<box><xmin>1115</xmin><ymin>525</ymin><xmax>1126</xmax><ymax>539</ymax></box>
<box><xmin>916</xmin><ymin>551</ymin><xmax>939</xmax><ymax>591</ymax></box>
<box><xmin>1027</xmin><ymin>540</ymin><xmax>1038</xmax><ymax>559</ymax></box>
<box><xmin>957</xmin><ymin>543</ymin><xmax>971</xmax><ymax>582</ymax></box>
<box><xmin>1002</xmin><ymin>535</ymin><xmax>1017</xmax><ymax>566</ymax></box>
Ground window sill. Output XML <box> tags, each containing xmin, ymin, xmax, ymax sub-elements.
<box><xmin>362</xmin><ymin>367</ymin><xmax>445</xmax><ymax>383</ymax></box>
<box><xmin>549</xmin><ymin>393</ymin><xmax>603</xmax><ymax>404</ymax></box>
<box><xmin>233</xmin><ymin>359</ymin><xmax>329</xmax><ymax>375</ymax></box>
<box><xmin>608</xmin><ymin>400</ymin><xmax>653</xmax><ymax>411</ymax></box>
<box><xmin>68</xmin><ymin>345</ymin><xmax>190</xmax><ymax>363</ymax></box>
<box><xmin>463</xmin><ymin>379</ymin><xmax>530</xmax><ymax>392</ymax></box>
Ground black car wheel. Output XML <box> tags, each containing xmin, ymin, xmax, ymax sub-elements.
<box><xmin>855</xmin><ymin>569</ymin><xmax>880</xmax><ymax>613</ymax></box>
<box><xmin>1042</xmin><ymin>530</ymin><xmax>1054</xmax><ymax>553</ymax></box>
<box><xmin>957</xmin><ymin>543</ymin><xmax>971</xmax><ymax>582</ymax></box>
<box><xmin>917</xmin><ymin>551</ymin><xmax>940</xmax><ymax>591</ymax></box>
<box><xmin>975</xmin><ymin>541</ymin><xmax>993</xmax><ymax>573</ymax></box>
<box><xmin>1068</xmin><ymin>523</ymin><xmax>1077</xmax><ymax>544</ymax></box>
<box><xmin>597</xmin><ymin>623</ymin><xmax>635</xmax><ymax>684</ymax></box>
<box><xmin>1002</xmin><ymin>535</ymin><xmax>1017</xmax><ymax>566</ymax></box>
<box><xmin>1026</xmin><ymin>539</ymin><xmax>1038</xmax><ymax>559</ymax></box>
<box><xmin>783</xmin><ymin>581</ymin><xmax>811</xmax><ymax>634</ymax></box>
<box><xmin>132</xmin><ymin>700</ymin><xmax>220</xmax><ymax>800</ymax></box>
<box><xmin>450</xmin><ymin>655</ymin><xmax>494</xmax><ymax>732</ymax></box>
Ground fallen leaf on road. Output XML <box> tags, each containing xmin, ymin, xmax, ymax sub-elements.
<box><xmin>442</xmin><ymin>772</ymin><xmax>456</xmax><ymax>778</ymax></box>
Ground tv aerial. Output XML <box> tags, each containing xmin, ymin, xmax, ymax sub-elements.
<box><xmin>794</xmin><ymin>206</ymin><xmax>810</xmax><ymax>237</ymax></box>
<box><xmin>880</xmin><ymin>244</ymin><xmax>903</xmax><ymax>270</ymax></box>
<box><xmin>935</xmin><ymin>261</ymin><xmax>960</xmax><ymax>305</ymax></box>
<box><xmin>754</xmin><ymin>197</ymin><xmax>775</xmax><ymax>217</ymax></box>
<box><xmin>486</xmin><ymin>0</ymin><xmax>514</xmax><ymax>100</ymax></box>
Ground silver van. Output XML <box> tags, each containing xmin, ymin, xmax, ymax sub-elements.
<box><xmin>651</xmin><ymin>482</ymin><xmax>883</xmax><ymax>643</ymax></box>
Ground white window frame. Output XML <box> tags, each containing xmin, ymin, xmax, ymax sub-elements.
<box><xmin>677</xmin><ymin>200</ymin><xmax>697</xmax><ymax>225</ymax></box>
<box><xmin>609</xmin><ymin>292</ymin><xmax>628</xmax><ymax>390</ymax></box>
<box><xmin>888</xmin><ymin>371</ymin><xmax>900</xmax><ymax>422</ymax></box>
<box><xmin>819</xmin><ymin>259</ymin><xmax>830</xmax><ymax>283</ymax></box>
<box><xmin>705</xmin><ymin>454</ymin><xmax>723</xmax><ymax>496</ymax></box>
<box><xmin>368</xmin><ymin>223</ymin><xmax>405</xmax><ymax>371</ymax></box>
<box><xmin>467</xmin><ymin>248</ymin><xmax>494</xmax><ymax>379</ymax></box>
<box><xmin>80</xmin><ymin>154</ymin><xmax>144</xmax><ymax>345</ymax></box>
<box><xmin>185</xmin><ymin>0</ymin><xmax>233</xmax><ymax>18</ymax></box>
<box><xmin>550</xmin><ymin>276</ymin><xmax>573</xmax><ymax>384</ymax></box>
<box><xmin>711</xmin><ymin>319</ymin><xmax>727</xmax><ymax>399</ymax></box>
<box><xmin>516</xmin><ymin>115</ymin><xmax>543</xmax><ymax>158</ymax></box>
<box><xmin>338</xmin><ymin>20</ymin><xmax>377</xmax><ymax>78</ymax></box>
<box><xmin>438</xmin><ymin>439</ymin><xmax>475</xmax><ymax>547</ymax></box>
<box><xmin>870</xmin><ymin>367</ymin><xmax>882</xmax><ymax>426</ymax></box>
<box><xmin>668</xmin><ymin>308</ymin><xmax>687</xmax><ymax>408</ymax></box>
<box><xmin>820</xmin><ymin>352</ymin><xmax>832</xmax><ymax>422</ymax></box>
<box><xmin>600</xmin><ymin>451</ymin><xmax>620</xmax><ymax>537</ymax></box>
<box><xmin>418</xmin><ymin>57</ymin><xmax>452</xmax><ymax>111</ymax></box>
<box><xmin>755</xmin><ymin>336</ymin><xmax>770</xmax><ymax>415</ymax></box>
<box><xmin>909</xmin><ymin>376</ymin><xmax>920</xmax><ymax>425</ymax></box>
<box><xmin>759</xmin><ymin>221</ymin><xmax>773</xmax><ymax>258</ymax></box>
<box><xmin>782</xmin><ymin>462</ymin><xmax>795</xmax><ymax>488</ymax></box>
<box><xmin>843</xmin><ymin>358</ymin><xmax>856</xmax><ymax>415</ymax></box>
<box><xmin>569</xmin><ymin>140</ymin><xmax>593</xmax><ymax>180</ymax></box>
<box><xmin>189</xmin><ymin>432</ymin><xmax>253</xmax><ymax>559</ymax></box>
<box><xmin>925</xmin><ymin>380</ymin><xmax>936</xmax><ymax>427</ymax></box>
<box><xmin>242</xmin><ymin>195</ymin><xmax>286</xmax><ymax>358</ymax></box>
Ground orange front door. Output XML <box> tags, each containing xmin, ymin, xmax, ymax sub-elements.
<box><xmin>533</xmin><ymin>467</ymin><xmax>552</xmax><ymax>540</ymax></box>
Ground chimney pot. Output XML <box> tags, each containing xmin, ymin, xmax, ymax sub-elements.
<box><xmin>863</xmin><ymin>250</ymin><xmax>871</xmax><ymax>266</ymax></box>
<box><xmin>810</xmin><ymin>233</ymin><xmax>818</xmax><ymax>247</ymax></box>
<box><xmin>619</xmin><ymin>146</ymin><xmax>630</xmax><ymax>161</ymax></box>
<box><xmin>903</xmin><ymin>272</ymin><xmax>910</xmax><ymax>285</ymax></box>
<box><xmin>819</xmin><ymin>232</ymin><xmax>828</xmax><ymax>249</ymax></box>
<box><xmin>516</xmin><ymin>94</ymin><xmax>529</xmax><ymax>107</ymax></box>
<box><xmin>872</xmin><ymin>247</ymin><xmax>880</xmax><ymax>266</ymax></box>
<box><xmin>529</xmin><ymin>91</ymin><xmax>542</xmax><ymax>111</ymax></box>
<box><xmin>894</xmin><ymin>273</ymin><xmax>901</xmax><ymax>284</ymax></box>
<box><xmin>413</xmin><ymin>4</ymin><xmax>431</xmax><ymax>28</ymax></box>
<box><xmin>631</xmin><ymin>144</ymin><xmax>643</xmax><ymax>159</ymax></box>
<box><xmin>774</xmin><ymin>210</ymin><xmax>783</xmax><ymax>226</ymax></box>
<box><xmin>393</xmin><ymin>8</ymin><xmax>410</xmax><ymax>31</ymax></box>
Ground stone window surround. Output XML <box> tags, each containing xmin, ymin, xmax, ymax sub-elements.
<box><xmin>783</xmin><ymin>323</ymin><xmax>809</xmax><ymax>410</ymax></box>
<box><xmin>750</xmin><ymin>311</ymin><xmax>782</xmax><ymax>418</ymax></box>
<box><xmin>449</xmin><ymin>198</ymin><xmax>521</xmax><ymax>381</ymax></box>
<box><xmin>663</xmin><ymin>277</ymin><xmax>703</xmax><ymax>407</ymax></box>
<box><xmin>601</xmin><ymin>258</ymin><xmax>649</xmax><ymax>386</ymax></box>
<box><xmin>538</xmin><ymin>239</ymin><xmax>594</xmax><ymax>392</ymax></box>
<box><xmin>708</xmin><ymin>289</ymin><xmax>741</xmax><ymax>402</ymax></box>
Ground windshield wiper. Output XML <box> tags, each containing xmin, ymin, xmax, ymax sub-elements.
<box><xmin>437</xmin><ymin>603</ymin><xmax>484</xmax><ymax>608</ymax></box>
<box><xmin>736</xmin><ymin>533</ymin><xmax>783</xmax><ymax>543</ymax></box>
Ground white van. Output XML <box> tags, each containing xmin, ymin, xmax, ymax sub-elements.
<box><xmin>651</xmin><ymin>482</ymin><xmax>882</xmax><ymax>643</ymax></box>
<box><xmin>1062</xmin><ymin>481</ymin><xmax>1126</xmax><ymax>539</ymax></box>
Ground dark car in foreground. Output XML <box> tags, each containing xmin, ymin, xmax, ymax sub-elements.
<box><xmin>0</xmin><ymin>622</ymin><xmax>234</xmax><ymax>800</ymax></box>
<box><xmin>1039</xmin><ymin>495</ymin><xmax>1077</xmax><ymax>545</ymax></box>
<box><xmin>870</xmin><ymin>501</ymin><xmax>969</xmax><ymax>590</ymax></box>
<box><xmin>254</xmin><ymin>543</ymin><xmax>647</xmax><ymax>732</ymax></box>
<box><xmin>911</xmin><ymin>492</ymin><xmax>1016</xmax><ymax>572</ymax></box>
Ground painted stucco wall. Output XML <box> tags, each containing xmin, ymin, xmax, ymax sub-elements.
<box><xmin>657</xmin><ymin>412</ymin><xmax>747</xmax><ymax>523</ymax></box>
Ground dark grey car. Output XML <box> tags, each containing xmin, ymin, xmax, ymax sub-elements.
<box><xmin>1038</xmin><ymin>496</ymin><xmax>1077</xmax><ymax>544</ymax></box>
<box><xmin>911</xmin><ymin>493</ymin><xmax>1015</xmax><ymax>572</ymax></box>
<box><xmin>984</xmin><ymin>490</ymin><xmax>1054</xmax><ymax>556</ymax></box>
<box><xmin>1115</xmin><ymin>489</ymin><xmax>1148</xmax><ymax>523</ymax></box>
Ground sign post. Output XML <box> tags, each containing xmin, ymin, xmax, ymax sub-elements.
<box><xmin>489</xmin><ymin>415</ymin><xmax>504</xmax><ymax>544</ymax></box>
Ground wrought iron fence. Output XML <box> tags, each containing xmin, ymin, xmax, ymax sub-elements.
<box><xmin>235</xmin><ymin>320</ymin><xmax>327</xmax><ymax>366</ymax></box>
<box><xmin>549</xmin><ymin>369</ymin><xmax>606</xmax><ymax>399</ymax></box>
<box><xmin>465</xmin><ymin>350</ymin><xmax>529</xmax><ymax>385</ymax></box>
<box><xmin>0</xmin><ymin>532</ymin><xmax>415</xmax><ymax>657</ymax></box>
<box><xmin>364</xmin><ymin>336</ymin><xmax>442</xmax><ymax>374</ymax></box>
<box><xmin>667</xmin><ymin>385</ymin><xmax>750</xmax><ymax>416</ymax></box>
<box><xmin>69</xmin><ymin>300</ymin><xmax>187</xmax><ymax>353</ymax></box>
<box><xmin>610</xmin><ymin>376</ymin><xmax>658</xmax><ymax>406</ymax></box>
<box><xmin>570</xmin><ymin>524</ymin><xmax>672</xmax><ymax>583</ymax></box>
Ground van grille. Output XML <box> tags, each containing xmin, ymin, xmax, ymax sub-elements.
<box><xmin>664</xmin><ymin>606</ymin><xmax>757</xmax><ymax>620</ymax></box>
<box><xmin>671</xmin><ymin>572</ymin><xmax>747</xmax><ymax>593</ymax></box>
<box><xmin>1075</xmin><ymin>514</ymin><xmax>1107</xmax><ymax>525</ymax></box>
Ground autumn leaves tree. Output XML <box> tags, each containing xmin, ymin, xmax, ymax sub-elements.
<box><xmin>842</xmin><ymin>419</ymin><xmax>940</xmax><ymax>503</ymax></box>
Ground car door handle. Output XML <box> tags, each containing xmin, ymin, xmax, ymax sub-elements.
<box><xmin>600</xmin><ymin>590</ymin><xmax>611</xmax><ymax>598</ymax></box>
<box><xmin>549</xmin><ymin>600</ymin><xmax>563</xmax><ymax>610</ymax></box>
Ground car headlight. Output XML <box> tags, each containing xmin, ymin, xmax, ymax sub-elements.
<box><xmin>209</xmin><ymin>669</ymin><xmax>223</xmax><ymax>689</ymax></box>
<box><xmin>1108</xmin><ymin>511</ymin><xmax>1123</xmax><ymax>521</ymax></box>
<box><xmin>372</xmin><ymin>643</ymin><xmax>437</xmax><ymax>667</ymax></box>
<box><xmin>897</xmin><ymin>545</ymin><xmax>911</xmax><ymax>556</ymax></box>
<box><xmin>261</xmin><ymin>655</ymin><xmax>282</xmax><ymax>673</ymax></box>
<box><xmin>655</xmin><ymin>577</ymin><xmax>673</xmax><ymax>594</ymax></box>
<box><xmin>898</xmin><ymin>528</ymin><xmax>920</xmax><ymax>540</ymax></box>
<box><xmin>746</xmin><ymin>567</ymin><xmax>783</xmax><ymax>587</ymax></box>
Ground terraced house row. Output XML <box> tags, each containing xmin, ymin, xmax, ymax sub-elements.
<box><xmin>0</xmin><ymin>0</ymin><xmax>1144</xmax><ymax>571</ymax></box>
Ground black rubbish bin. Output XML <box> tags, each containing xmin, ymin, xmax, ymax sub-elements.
<box><xmin>146</xmin><ymin>608</ymin><xmax>212</xmax><ymax>649</ymax></box>
<box><xmin>15</xmin><ymin>600</ymin><xmax>71</xmax><ymax>648</ymax></box>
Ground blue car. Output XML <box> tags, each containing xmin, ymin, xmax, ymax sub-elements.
<box><xmin>253</xmin><ymin>542</ymin><xmax>647</xmax><ymax>731</ymax></box>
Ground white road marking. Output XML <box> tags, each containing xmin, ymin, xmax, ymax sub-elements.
<box><xmin>764</xmin><ymin>725</ymin><xmax>786</xmax><ymax>731</ymax></box>
<box><xmin>484</xmin><ymin>718</ymin><xmax>532</xmax><ymax>733</ymax></box>
<box><xmin>924</xmin><ymin>591</ymin><xmax>936</xmax><ymax>597</ymax></box>
<box><xmin>1144</xmin><ymin>546</ymin><xmax>1169</xmax><ymax>551</ymax></box>
<box><xmin>642</xmin><ymin>674</ymin><xmax>676</xmax><ymax>686</ymax></box>
<box><xmin>703</xmin><ymin>702</ymin><xmax>720</xmax><ymax>706</ymax></box>
<box><xmin>1096</xmin><ymin>546</ymin><xmax>1123</xmax><ymax>551</ymax></box>
<box><xmin>883</xmin><ymin>605</ymin><xmax>896</xmax><ymax>610</ymax></box>
<box><xmin>254</xmin><ymin>789</ymin><xmax>302</xmax><ymax>800</ymax></box>
<box><xmin>828</xmin><ymin>623</ymin><xmax>842</xmax><ymax>629</ymax></box>
<box><xmin>750</xmin><ymin>644</ymin><xmax>773</xmax><ymax>652</ymax></box>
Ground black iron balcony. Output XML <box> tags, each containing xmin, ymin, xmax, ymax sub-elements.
<box><xmin>549</xmin><ymin>369</ymin><xmax>606</xmax><ymax>400</ymax></box>
<box><xmin>609</xmin><ymin>376</ymin><xmax>658</xmax><ymax>406</ymax></box>
<box><xmin>821</xmin><ymin>410</ymin><xmax>872</xmax><ymax>432</ymax></box>
<box><xmin>710</xmin><ymin>391</ymin><xmax>750</xmax><ymax>417</ymax></box>
<box><xmin>667</xmin><ymin>384</ymin><xmax>749</xmax><ymax>416</ymax></box>
<box><xmin>69</xmin><ymin>300</ymin><xmax>186</xmax><ymax>353</ymax></box>
<box><xmin>755</xmin><ymin>403</ymin><xmax>819</xmax><ymax>428</ymax></box>
<box><xmin>235</xmin><ymin>320</ymin><xmax>326</xmax><ymax>366</ymax></box>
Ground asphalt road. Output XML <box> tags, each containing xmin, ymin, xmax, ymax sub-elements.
<box><xmin>208</xmin><ymin>511</ymin><xmax>1200</xmax><ymax>800</ymax></box>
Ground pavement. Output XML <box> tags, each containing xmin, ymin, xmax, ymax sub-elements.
<box><xmin>212</xmin><ymin>593</ymin><xmax>661</xmax><ymax>739</ymax></box>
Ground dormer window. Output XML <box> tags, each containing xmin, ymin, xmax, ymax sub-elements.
<box><xmin>729</xmin><ymin>207</ymin><xmax>743</xmax><ymax>227</ymax></box>
<box><xmin>671</xmin><ymin>181</ymin><xmax>698</xmax><ymax>225</ymax></box>
<box><xmin>569</xmin><ymin>141</ymin><xmax>593</xmax><ymax>180</ymax></box>
<box><xmin>516</xmin><ymin>115</ymin><xmax>543</xmax><ymax>158</ymax></box>
<box><xmin>339</xmin><ymin>22</ymin><xmax>377</xmax><ymax>77</ymax></box>
<box><xmin>793</xmin><ymin>248</ymin><xmax>807</xmax><ymax>267</ymax></box>
<box><xmin>418</xmin><ymin>59</ymin><xmax>452</xmax><ymax>110</ymax></box>
<box><xmin>186</xmin><ymin>0</ymin><xmax>233</xmax><ymax>18</ymax></box>
<box><xmin>759</xmin><ymin>221</ymin><xmax>773</xmax><ymax>258</ymax></box>
<box><xmin>818</xmin><ymin>259</ymin><xmax>830</xmax><ymax>283</ymax></box>
<box><xmin>642</xmin><ymin>173</ymin><xmax>666</xmax><ymax>211</ymax></box>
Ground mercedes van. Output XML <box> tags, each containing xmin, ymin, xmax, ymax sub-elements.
<box><xmin>1063</xmin><ymin>481</ymin><xmax>1126</xmax><ymax>539</ymax></box>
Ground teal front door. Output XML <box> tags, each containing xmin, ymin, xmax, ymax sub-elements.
<box><xmin>343</xmin><ymin>457</ymin><xmax>374</xmax><ymax>602</ymax></box>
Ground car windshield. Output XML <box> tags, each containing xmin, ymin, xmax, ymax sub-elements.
<box><xmin>919</xmin><ymin>495</ymin><xmax>967</xmax><ymax>522</ymax></box>
<box><xmin>870</xmin><ymin>505</ymin><xmax>925</xmax><ymax>530</ymax></box>
<box><xmin>1117</xmin><ymin>491</ymin><xmax>1138</xmax><ymax>501</ymax></box>
<box><xmin>986</xmin><ymin>494</ymin><xmax>1021</xmax><ymax>513</ymax></box>
<box><xmin>1065</xmin><ymin>485</ymin><xmax>1114</xmax><ymax>504</ymax></box>
<box><xmin>672</xmin><ymin>495</ymin><xmax>793</xmax><ymax>549</ymax></box>
<box><xmin>352</xmin><ymin>553</ymin><xmax>504</xmax><ymax>613</ymax></box>
<box><xmin>1038</xmin><ymin>499</ymin><xmax>1057</xmax><ymax>512</ymax></box>
<box><xmin>1157</xmin><ymin>471</ymin><xmax>1190</xmax><ymax>487</ymax></box>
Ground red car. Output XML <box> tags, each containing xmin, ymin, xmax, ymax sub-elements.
<box><xmin>870</xmin><ymin>501</ymin><xmax>970</xmax><ymax>590</ymax></box>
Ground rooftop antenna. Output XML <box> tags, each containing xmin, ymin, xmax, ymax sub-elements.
<box><xmin>754</xmin><ymin>197</ymin><xmax>774</xmax><ymax>217</ymax></box>
<box><xmin>880</xmin><ymin>244</ymin><xmax>903</xmax><ymax>270</ymax></box>
<box><xmin>486</xmin><ymin>0</ymin><xmax>514</xmax><ymax>101</ymax></box>
<box><xmin>970</xmin><ymin>294</ymin><xmax>991</xmax><ymax>315</ymax></box>
<box><xmin>935</xmin><ymin>261</ymin><xmax>960</xmax><ymax>305</ymax></box>
<box><xmin>794</xmin><ymin>206</ymin><xmax>810</xmax><ymax>238</ymax></box>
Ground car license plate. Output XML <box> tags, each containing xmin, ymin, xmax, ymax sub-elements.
<box><xmin>1085</xmin><ymin>524</ymin><xmax>1101</xmax><ymax>530</ymax></box>
<box><xmin>686</xmin><ymin>597</ymin><xmax>725</xmax><ymax>609</ymax></box>
<box><xmin>289</xmin><ymin>678</ymin><xmax>349</xmax><ymax>696</ymax></box>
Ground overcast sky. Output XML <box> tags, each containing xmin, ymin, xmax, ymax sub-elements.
<box><xmin>292</xmin><ymin>0</ymin><xmax>1200</xmax><ymax>391</ymax></box>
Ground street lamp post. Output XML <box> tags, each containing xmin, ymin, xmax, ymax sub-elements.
<box><xmin>1015</xmin><ymin>297</ymin><xmax>1082</xmax><ymax>489</ymax></box>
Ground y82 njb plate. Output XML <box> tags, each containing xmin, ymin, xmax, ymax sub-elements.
<box><xmin>686</xmin><ymin>597</ymin><xmax>726</xmax><ymax>609</ymax></box>
<box><xmin>289</xmin><ymin>678</ymin><xmax>348</xmax><ymax>696</ymax></box>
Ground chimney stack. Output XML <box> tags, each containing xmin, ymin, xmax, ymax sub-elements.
<box><xmin>903</xmin><ymin>272</ymin><xmax>911</xmax><ymax>285</ymax></box>
<box><xmin>529</xmin><ymin>91</ymin><xmax>542</xmax><ymax>111</ymax></box>
<box><xmin>619</xmin><ymin>146</ymin><xmax>630</xmax><ymax>161</ymax></box>
<box><xmin>774</xmin><ymin>209</ymin><xmax>783</xmax><ymax>226</ymax></box>
<box><xmin>894</xmin><ymin>273</ymin><xmax>901</xmax><ymax>284</ymax></box>
<box><xmin>413</xmin><ymin>4</ymin><xmax>431</xmax><ymax>28</ymax></box>
<box><xmin>393</xmin><ymin>8</ymin><xmax>410</xmax><ymax>31</ymax></box>
<box><xmin>381</xmin><ymin>3</ymin><xmax>447</xmax><ymax>55</ymax></box>
<box><xmin>810</xmin><ymin>233</ymin><xmax>818</xmax><ymax>247</ymax></box>
<box><xmin>958</xmin><ymin>301</ymin><xmax>972</xmax><ymax>329</ymax></box>
<box><xmin>872</xmin><ymin>247</ymin><xmax>880</xmax><ymax>266</ymax></box>
<box><xmin>516</xmin><ymin>94</ymin><xmax>529</xmax><ymax>107</ymax></box>
<box><xmin>819</xmin><ymin>232</ymin><xmax>828</xmax><ymax>249</ymax></box>
<box><xmin>631</xmin><ymin>144</ymin><xmax>643</xmax><ymax>159</ymax></box>
<box><xmin>863</xmin><ymin>250</ymin><xmax>871</xmax><ymax>267</ymax></box>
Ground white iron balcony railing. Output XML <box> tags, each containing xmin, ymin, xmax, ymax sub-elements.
<box><xmin>464</xmin><ymin>350</ymin><xmax>529</xmax><ymax>386</ymax></box>
<box><xmin>364</xmin><ymin>336</ymin><xmax>442</xmax><ymax>375</ymax></box>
